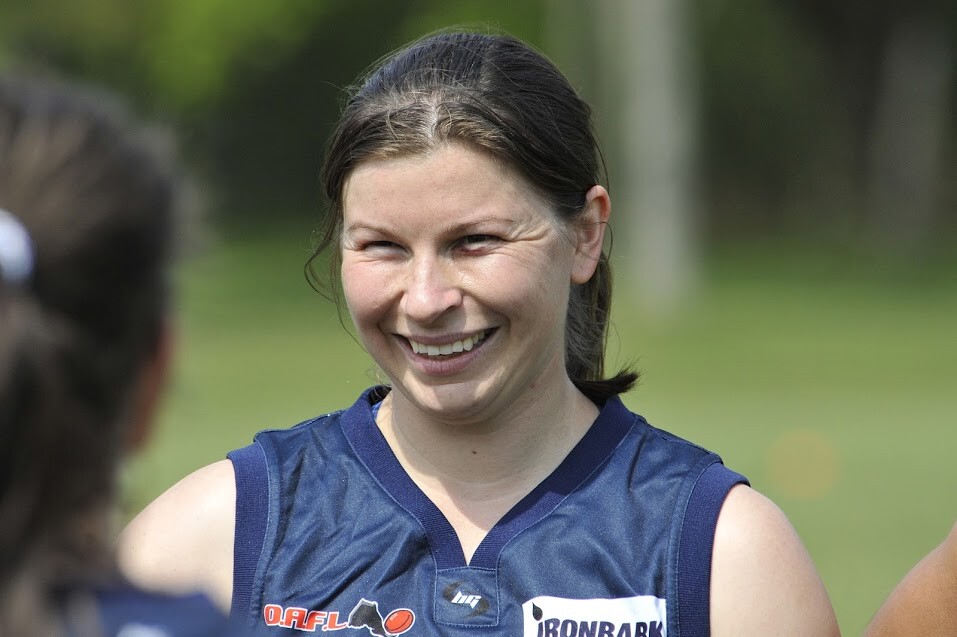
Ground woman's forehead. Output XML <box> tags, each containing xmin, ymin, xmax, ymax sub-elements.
<box><xmin>341</xmin><ymin>144</ymin><xmax>551</xmax><ymax>222</ymax></box>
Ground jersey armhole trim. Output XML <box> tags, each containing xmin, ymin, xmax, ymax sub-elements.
<box><xmin>675</xmin><ymin>461</ymin><xmax>748</xmax><ymax>637</ymax></box>
<box><xmin>227</xmin><ymin>442</ymin><xmax>269</xmax><ymax>623</ymax></box>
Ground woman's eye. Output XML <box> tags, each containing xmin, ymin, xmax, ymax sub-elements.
<box><xmin>365</xmin><ymin>240</ymin><xmax>401</xmax><ymax>250</ymax></box>
<box><xmin>459</xmin><ymin>235</ymin><xmax>497</xmax><ymax>249</ymax></box>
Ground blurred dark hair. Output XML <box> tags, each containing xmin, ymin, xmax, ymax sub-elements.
<box><xmin>0</xmin><ymin>74</ymin><xmax>178</xmax><ymax>632</ymax></box>
<box><xmin>307</xmin><ymin>30</ymin><xmax>637</xmax><ymax>403</ymax></box>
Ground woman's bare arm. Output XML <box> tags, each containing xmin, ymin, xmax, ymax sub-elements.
<box><xmin>710</xmin><ymin>485</ymin><xmax>840</xmax><ymax>636</ymax></box>
<box><xmin>865</xmin><ymin>522</ymin><xmax>957</xmax><ymax>637</ymax></box>
<box><xmin>117</xmin><ymin>459</ymin><xmax>236</xmax><ymax>613</ymax></box>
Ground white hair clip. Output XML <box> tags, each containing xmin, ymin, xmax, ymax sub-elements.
<box><xmin>0</xmin><ymin>208</ymin><xmax>35</xmax><ymax>285</ymax></box>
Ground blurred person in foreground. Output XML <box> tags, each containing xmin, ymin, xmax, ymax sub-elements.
<box><xmin>865</xmin><ymin>522</ymin><xmax>957</xmax><ymax>636</ymax></box>
<box><xmin>0</xmin><ymin>75</ymin><xmax>227</xmax><ymax>635</ymax></box>
<box><xmin>119</xmin><ymin>29</ymin><xmax>840</xmax><ymax>636</ymax></box>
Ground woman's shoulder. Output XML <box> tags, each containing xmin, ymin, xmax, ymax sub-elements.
<box><xmin>633</xmin><ymin>412</ymin><xmax>720</xmax><ymax>459</ymax></box>
<box><xmin>709</xmin><ymin>485</ymin><xmax>840</xmax><ymax>636</ymax></box>
<box><xmin>248</xmin><ymin>388</ymin><xmax>381</xmax><ymax>450</ymax></box>
<box><xmin>249</xmin><ymin>408</ymin><xmax>347</xmax><ymax>447</ymax></box>
<box><xmin>618</xmin><ymin>402</ymin><xmax>731</xmax><ymax>477</ymax></box>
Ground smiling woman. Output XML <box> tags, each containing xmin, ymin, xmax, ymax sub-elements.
<box><xmin>339</xmin><ymin>145</ymin><xmax>602</xmax><ymax>426</ymax></box>
<box><xmin>117</xmin><ymin>29</ymin><xmax>841</xmax><ymax>637</ymax></box>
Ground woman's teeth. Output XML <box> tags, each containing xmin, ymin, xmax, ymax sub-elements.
<box><xmin>409</xmin><ymin>330</ymin><xmax>488</xmax><ymax>356</ymax></box>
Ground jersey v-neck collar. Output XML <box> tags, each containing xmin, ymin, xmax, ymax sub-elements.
<box><xmin>339</xmin><ymin>386</ymin><xmax>636</xmax><ymax>571</ymax></box>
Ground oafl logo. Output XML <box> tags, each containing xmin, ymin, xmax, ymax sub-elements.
<box><xmin>522</xmin><ymin>595</ymin><xmax>667</xmax><ymax>637</ymax></box>
<box><xmin>262</xmin><ymin>598</ymin><xmax>415</xmax><ymax>635</ymax></box>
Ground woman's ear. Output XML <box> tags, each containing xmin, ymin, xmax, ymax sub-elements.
<box><xmin>571</xmin><ymin>185</ymin><xmax>611</xmax><ymax>284</ymax></box>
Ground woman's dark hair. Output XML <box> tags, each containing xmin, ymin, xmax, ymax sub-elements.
<box><xmin>0</xmin><ymin>75</ymin><xmax>177</xmax><ymax>632</ymax></box>
<box><xmin>307</xmin><ymin>30</ymin><xmax>637</xmax><ymax>403</ymax></box>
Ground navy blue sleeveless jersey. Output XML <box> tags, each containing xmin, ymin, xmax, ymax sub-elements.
<box><xmin>228</xmin><ymin>388</ymin><xmax>747</xmax><ymax>637</ymax></box>
<box><xmin>59</xmin><ymin>583</ymin><xmax>229</xmax><ymax>636</ymax></box>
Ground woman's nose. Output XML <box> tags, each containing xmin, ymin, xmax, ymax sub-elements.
<box><xmin>401</xmin><ymin>256</ymin><xmax>463</xmax><ymax>323</ymax></box>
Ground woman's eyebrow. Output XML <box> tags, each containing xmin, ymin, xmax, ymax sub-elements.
<box><xmin>441</xmin><ymin>215</ymin><xmax>521</xmax><ymax>234</ymax></box>
<box><xmin>345</xmin><ymin>215</ymin><xmax>521</xmax><ymax>236</ymax></box>
<box><xmin>343</xmin><ymin>221</ymin><xmax>387</xmax><ymax>234</ymax></box>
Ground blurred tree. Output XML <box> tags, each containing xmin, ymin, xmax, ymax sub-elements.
<box><xmin>0</xmin><ymin>0</ymin><xmax>338</xmax><ymax>222</ymax></box>
<box><xmin>778</xmin><ymin>0</ymin><xmax>956</xmax><ymax>254</ymax></box>
<box><xmin>699</xmin><ymin>0</ymin><xmax>956</xmax><ymax>253</ymax></box>
<box><xmin>866</xmin><ymin>15</ymin><xmax>952</xmax><ymax>253</ymax></box>
<box><xmin>0</xmin><ymin>0</ymin><xmax>330</xmax><ymax>111</ymax></box>
<box><xmin>697</xmin><ymin>0</ymin><xmax>849</xmax><ymax>239</ymax></box>
<box><xmin>548</xmin><ymin>0</ymin><xmax>702</xmax><ymax>316</ymax></box>
<box><xmin>597</xmin><ymin>0</ymin><xmax>702</xmax><ymax>315</ymax></box>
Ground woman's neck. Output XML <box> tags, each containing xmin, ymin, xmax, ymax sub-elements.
<box><xmin>374</xmin><ymin>378</ymin><xmax>600</xmax><ymax>555</ymax></box>
<box><xmin>382</xmin><ymin>379</ymin><xmax>595</xmax><ymax>477</ymax></box>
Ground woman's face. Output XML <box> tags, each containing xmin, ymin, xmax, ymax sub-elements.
<box><xmin>340</xmin><ymin>143</ymin><xmax>596</xmax><ymax>423</ymax></box>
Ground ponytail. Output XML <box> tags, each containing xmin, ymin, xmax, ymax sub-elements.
<box><xmin>565</xmin><ymin>251</ymin><xmax>638</xmax><ymax>404</ymax></box>
<box><xmin>0</xmin><ymin>75</ymin><xmax>177</xmax><ymax>634</ymax></box>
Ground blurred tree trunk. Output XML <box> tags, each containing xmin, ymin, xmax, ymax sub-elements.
<box><xmin>594</xmin><ymin>0</ymin><xmax>702</xmax><ymax>317</ymax></box>
<box><xmin>866</xmin><ymin>16</ymin><xmax>953</xmax><ymax>254</ymax></box>
<box><xmin>546</xmin><ymin>0</ymin><xmax>701</xmax><ymax>316</ymax></box>
<box><xmin>788</xmin><ymin>1</ymin><xmax>955</xmax><ymax>251</ymax></box>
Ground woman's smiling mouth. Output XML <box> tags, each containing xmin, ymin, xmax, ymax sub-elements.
<box><xmin>407</xmin><ymin>329</ymin><xmax>491</xmax><ymax>357</ymax></box>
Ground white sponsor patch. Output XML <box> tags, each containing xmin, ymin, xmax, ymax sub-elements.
<box><xmin>523</xmin><ymin>595</ymin><xmax>667</xmax><ymax>637</ymax></box>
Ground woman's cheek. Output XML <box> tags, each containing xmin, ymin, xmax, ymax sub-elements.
<box><xmin>343</xmin><ymin>261</ymin><xmax>396</xmax><ymax>321</ymax></box>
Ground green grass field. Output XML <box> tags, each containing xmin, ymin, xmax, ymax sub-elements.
<box><xmin>123</xmin><ymin>225</ymin><xmax>957</xmax><ymax>635</ymax></box>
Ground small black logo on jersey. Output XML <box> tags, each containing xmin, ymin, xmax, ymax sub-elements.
<box><xmin>442</xmin><ymin>580</ymin><xmax>490</xmax><ymax>617</ymax></box>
